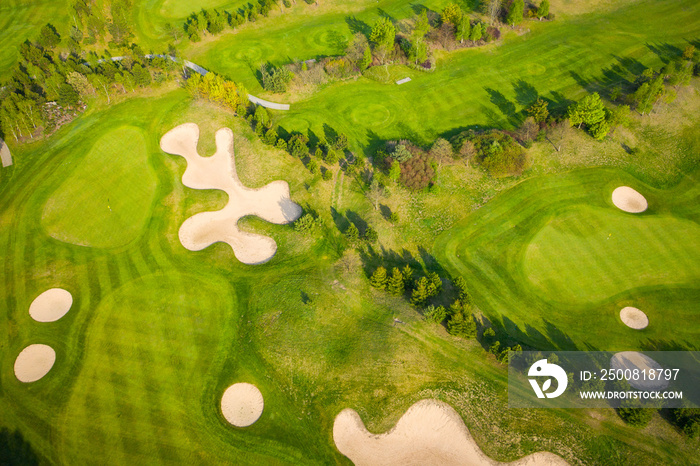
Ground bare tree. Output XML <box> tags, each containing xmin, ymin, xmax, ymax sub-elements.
<box><xmin>487</xmin><ymin>0</ymin><xmax>502</xmax><ymax>24</ymax></box>
<box><xmin>547</xmin><ymin>119</ymin><xmax>572</xmax><ymax>152</ymax></box>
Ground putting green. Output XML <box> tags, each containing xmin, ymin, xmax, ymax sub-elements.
<box><xmin>41</xmin><ymin>126</ymin><xmax>157</xmax><ymax>249</ymax></box>
<box><xmin>524</xmin><ymin>206</ymin><xmax>700</xmax><ymax>304</ymax></box>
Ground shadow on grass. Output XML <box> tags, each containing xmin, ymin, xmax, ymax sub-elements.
<box><xmin>0</xmin><ymin>429</ymin><xmax>40</xmax><ymax>466</ymax></box>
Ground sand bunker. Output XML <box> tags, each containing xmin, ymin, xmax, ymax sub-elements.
<box><xmin>14</xmin><ymin>344</ymin><xmax>56</xmax><ymax>383</ymax></box>
<box><xmin>619</xmin><ymin>307</ymin><xmax>648</xmax><ymax>329</ymax></box>
<box><xmin>612</xmin><ymin>187</ymin><xmax>647</xmax><ymax>213</ymax></box>
<box><xmin>610</xmin><ymin>352</ymin><xmax>668</xmax><ymax>391</ymax></box>
<box><xmin>160</xmin><ymin>123</ymin><xmax>301</xmax><ymax>264</ymax></box>
<box><xmin>29</xmin><ymin>288</ymin><xmax>73</xmax><ymax>322</ymax></box>
<box><xmin>333</xmin><ymin>399</ymin><xmax>569</xmax><ymax>466</ymax></box>
<box><xmin>221</xmin><ymin>383</ymin><xmax>264</xmax><ymax>427</ymax></box>
<box><xmin>0</xmin><ymin>138</ymin><xmax>12</xmax><ymax>167</ymax></box>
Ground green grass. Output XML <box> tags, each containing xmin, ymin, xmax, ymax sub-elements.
<box><xmin>185</xmin><ymin>0</ymin><xmax>700</xmax><ymax>157</ymax></box>
<box><xmin>435</xmin><ymin>168</ymin><xmax>700</xmax><ymax>351</ymax></box>
<box><xmin>41</xmin><ymin>125</ymin><xmax>157</xmax><ymax>249</ymax></box>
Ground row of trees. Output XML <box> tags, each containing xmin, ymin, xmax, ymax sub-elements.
<box><xmin>1</xmin><ymin>24</ymin><xmax>176</xmax><ymax>141</ymax></box>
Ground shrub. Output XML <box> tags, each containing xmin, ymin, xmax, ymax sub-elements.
<box><xmin>294</xmin><ymin>213</ymin><xmax>320</xmax><ymax>233</ymax></box>
<box><xmin>471</xmin><ymin>131</ymin><xmax>526</xmax><ymax>176</ymax></box>
<box><xmin>399</xmin><ymin>150</ymin><xmax>436</xmax><ymax>190</ymax></box>
<box><xmin>618</xmin><ymin>401</ymin><xmax>655</xmax><ymax>427</ymax></box>
<box><xmin>322</xmin><ymin>169</ymin><xmax>333</xmax><ymax>181</ymax></box>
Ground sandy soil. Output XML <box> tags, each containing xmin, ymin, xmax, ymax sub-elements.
<box><xmin>221</xmin><ymin>383</ymin><xmax>264</xmax><ymax>427</ymax></box>
<box><xmin>619</xmin><ymin>307</ymin><xmax>648</xmax><ymax>329</ymax></box>
<box><xmin>612</xmin><ymin>187</ymin><xmax>647</xmax><ymax>213</ymax></box>
<box><xmin>14</xmin><ymin>344</ymin><xmax>56</xmax><ymax>383</ymax></box>
<box><xmin>610</xmin><ymin>352</ymin><xmax>668</xmax><ymax>391</ymax></box>
<box><xmin>0</xmin><ymin>138</ymin><xmax>12</xmax><ymax>167</ymax></box>
<box><xmin>160</xmin><ymin>123</ymin><xmax>301</xmax><ymax>264</ymax></box>
<box><xmin>333</xmin><ymin>399</ymin><xmax>569</xmax><ymax>466</ymax></box>
<box><xmin>29</xmin><ymin>288</ymin><xmax>72</xmax><ymax>322</ymax></box>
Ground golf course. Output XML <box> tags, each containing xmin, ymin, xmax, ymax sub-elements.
<box><xmin>1</xmin><ymin>0</ymin><xmax>699</xmax><ymax>464</ymax></box>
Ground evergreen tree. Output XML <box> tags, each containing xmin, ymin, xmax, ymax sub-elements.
<box><xmin>132</xmin><ymin>64</ymin><xmax>152</xmax><ymax>87</ymax></box>
<box><xmin>360</xmin><ymin>46</ymin><xmax>372</xmax><ymax>70</ymax></box>
<box><xmin>428</xmin><ymin>272</ymin><xmax>442</xmax><ymax>296</ymax></box>
<box><xmin>447</xmin><ymin>302</ymin><xmax>477</xmax><ymax>337</ymax></box>
<box><xmin>441</xmin><ymin>3</ymin><xmax>463</xmax><ymax>26</ymax></box>
<box><xmin>411</xmin><ymin>277</ymin><xmax>430</xmax><ymax>305</ymax></box>
<box><xmin>469</xmin><ymin>22</ymin><xmax>482</xmax><ymax>42</ymax></box>
<box><xmin>38</xmin><ymin>24</ymin><xmax>61</xmax><ymax>48</ymax></box>
<box><xmin>527</xmin><ymin>98</ymin><xmax>549</xmax><ymax>123</ymax></box>
<box><xmin>364</xmin><ymin>226</ymin><xmax>378</xmax><ymax>243</ymax></box>
<box><xmin>424</xmin><ymin>305</ymin><xmax>447</xmax><ymax>323</ymax></box>
<box><xmin>387</xmin><ymin>267</ymin><xmax>405</xmax><ymax>295</ymax></box>
<box><xmin>401</xmin><ymin>264</ymin><xmax>413</xmax><ymax>285</ymax></box>
<box><xmin>370</xmin><ymin>266</ymin><xmax>388</xmax><ymax>289</ymax></box>
<box><xmin>345</xmin><ymin>222</ymin><xmax>359</xmax><ymax>241</ymax></box>
<box><xmin>455</xmin><ymin>16</ymin><xmax>470</xmax><ymax>43</ymax></box>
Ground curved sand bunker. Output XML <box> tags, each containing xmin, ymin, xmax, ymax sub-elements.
<box><xmin>14</xmin><ymin>344</ymin><xmax>56</xmax><ymax>383</ymax></box>
<box><xmin>333</xmin><ymin>399</ymin><xmax>569</xmax><ymax>466</ymax></box>
<box><xmin>611</xmin><ymin>352</ymin><xmax>668</xmax><ymax>391</ymax></box>
<box><xmin>619</xmin><ymin>307</ymin><xmax>648</xmax><ymax>330</ymax></box>
<box><xmin>160</xmin><ymin>123</ymin><xmax>301</xmax><ymax>264</ymax></box>
<box><xmin>29</xmin><ymin>288</ymin><xmax>73</xmax><ymax>322</ymax></box>
<box><xmin>221</xmin><ymin>383</ymin><xmax>264</xmax><ymax>427</ymax></box>
<box><xmin>612</xmin><ymin>187</ymin><xmax>647</xmax><ymax>213</ymax></box>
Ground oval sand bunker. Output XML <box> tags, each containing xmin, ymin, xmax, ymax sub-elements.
<box><xmin>611</xmin><ymin>352</ymin><xmax>668</xmax><ymax>391</ymax></box>
<box><xmin>612</xmin><ymin>187</ymin><xmax>647</xmax><ymax>213</ymax></box>
<box><xmin>14</xmin><ymin>344</ymin><xmax>56</xmax><ymax>383</ymax></box>
<box><xmin>620</xmin><ymin>307</ymin><xmax>648</xmax><ymax>329</ymax></box>
<box><xmin>221</xmin><ymin>383</ymin><xmax>264</xmax><ymax>427</ymax></box>
<box><xmin>29</xmin><ymin>288</ymin><xmax>72</xmax><ymax>322</ymax></box>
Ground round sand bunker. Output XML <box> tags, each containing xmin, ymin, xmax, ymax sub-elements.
<box><xmin>620</xmin><ymin>307</ymin><xmax>648</xmax><ymax>329</ymax></box>
<box><xmin>612</xmin><ymin>187</ymin><xmax>647</xmax><ymax>213</ymax></box>
<box><xmin>14</xmin><ymin>344</ymin><xmax>56</xmax><ymax>383</ymax></box>
<box><xmin>29</xmin><ymin>288</ymin><xmax>72</xmax><ymax>322</ymax></box>
<box><xmin>221</xmin><ymin>383</ymin><xmax>264</xmax><ymax>427</ymax></box>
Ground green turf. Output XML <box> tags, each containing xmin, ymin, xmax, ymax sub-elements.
<box><xmin>187</xmin><ymin>0</ymin><xmax>700</xmax><ymax>155</ymax></box>
<box><xmin>435</xmin><ymin>168</ymin><xmax>700</xmax><ymax>351</ymax></box>
<box><xmin>40</xmin><ymin>125</ymin><xmax>157</xmax><ymax>249</ymax></box>
<box><xmin>524</xmin><ymin>205</ymin><xmax>700</xmax><ymax>304</ymax></box>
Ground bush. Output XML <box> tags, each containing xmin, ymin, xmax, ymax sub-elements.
<box><xmin>399</xmin><ymin>150</ymin><xmax>436</xmax><ymax>190</ymax></box>
<box><xmin>294</xmin><ymin>213</ymin><xmax>320</xmax><ymax>233</ymax></box>
<box><xmin>322</xmin><ymin>169</ymin><xmax>333</xmax><ymax>181</ymax></box>
<box><xmin>618</xmin><ymin>400</ymin><xmax>655</xmax><ymax>427</ymax></box>
<box><xmin>471</xmin><ymin>131</ymin><xmax>526</xmax><ymax>176</ymax></box>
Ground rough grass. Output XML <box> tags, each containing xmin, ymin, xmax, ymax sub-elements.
<box><xmin>41</xmin><ymin>126</ymin><xmax>157</xmax><ymax>249</ymax></box>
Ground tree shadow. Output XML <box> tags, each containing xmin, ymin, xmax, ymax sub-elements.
<box><xmin>363</xmin><ymin>129</ymin><xmax>385</xmax><ymax>161</ymax></box>
<box><xmin>346</xmin><ymin>210</ymin><xmax>368</xmax><ymax>235</ymax></box>
<box><xmin>0</xmin><ymin>428</ymin><xmax>40</xmax><ymax>465</ymax></box>
<box><xmin>330</xmin><ymin>206</ymin><xmax>349</xmax><ymax>233</ymax></box>
<box><xmin>345</xmin><ymin>16</ymin><xmax>371</xmax><ymax>37</ymax></box>
<box><xmin>307</xmin><ymin>128</ymin><xmax>320</xmax><ymax>151</ymax></box>
<box><xmin>377</xmin><ymin>8</ymin><xmax>395</xmax><ymax>22</ymax></box>
<box><xmin>323</xmin><ymin>123</ymin><xmax>338</xmax><ymax>146</ymax></box>
<box><xmin>512</xmin><ymin>79</ymin><xmax>538</xmax><ymax>108</ymax></box>
<box><xmin>484</xmin><ymin>88</ymin><xmax>517</xmax><ymax>126</ymax></box>
<box><xmin>379</xmin><ymin>203</ymin><xmax>392</xmax><ymax>220</ymax></box>
<box><xmin>646</xmin><ymin>42</ymin><xmax>683</xmax><ymax>64</ymax></box>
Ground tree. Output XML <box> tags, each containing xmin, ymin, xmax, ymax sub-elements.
<box><xmin>537</xmin><ymin>0</ymin><xmax>550</xmax><ymax>20</ymax></box>
<box><xmin>367</xmin><ymin>178</ymin><xmax>383</xmax><ymax>210</ymax></box>
<box><xmin>265</xmin><ymin>128</ymin><xmax>278</xmax><ymax>145</ymax></box>
<box><xmin>66</xmin><ymin>72</ymin><xmax>94</xmax><ymax>97</ymax></box>
<box><xmin>518</xmin><ymin>117</ymin><xmax>538</xmax><ymax>145</ymax></box>
<box><xmin>506</xmin><ymin>0</ymin><xmax>524</xmax><ymax>26</ymax></box>
<box><xmin>632</xmin><ymin>75</ymin><xmax>665</xmax><ymax>115</ymax></box>
<box><xmin>387</xmin><ymin>267</ymin><xmax>405</xmax><ymax>295</ymax></box>
<box><xmin>453</xmin><ymin>276</ymin><xmax>471</xmax><ymax>303</ymax></box>
<box><xmin>38</xmin><ymin>24</ymin><xmax>61</xmax><ymax>48</ymax></box>
<box><xmin>408</xmin><ymin>38</ymin><xmax>428</xmax><ymax>65</ymax></box>
<box><xmin>487</xmin><ymin>0</ymin><xmax>502</xmax><ymax>25</ymax></box>
<box><xmin>430</xmin><ymin>138</ymin><xmax>453</xmax><ymax>168</ymax></box>
<box><xmin>547</xmin><ymin>119</ymin><xmax>572</xmax><ymax>152</ymax></box>
<box><xmin>447</xmin><ymin>301</ymin><xmax>477</xmax><ymax>337</ymax></box>
<box><xmin>401</xmin><ymin>264</ymin><xmax>413</xmax><ymax>286</ymax></box>
<box><xmin>568</xmin><ymin>92</ymin><xmax>606</xmax><ymax>129</ymax></box>
<box><xmin>411</xmin><ymin>277</ymin><xmax>430</xmax><ymax>305</ymax></box>
<box><xmin>254</xmin><ymin>105</ymin><xmax>270</xmax><ymax>128</ymax></box>
<box><xmin>441</xmin><ymin>4</ymin><xmax>463</xmax><ymax>26</ymax></box>
<box><xmin>427</xmin><ymin>272</ymin><xmax>442</xmax><ymax>296</ymax></box>
<box><xmin>288</xmin><ymin>134</ymin><xmax>309</xmax><ymax>158</ymax></box>
<box><xmin>345</xmin><ymin>222</ymin><xmax>359</xmax><ymax>241</ymax></box>
<box><xmin>370</xmin><ymin>266</ymin><xmax>388</xmax><ymax>289</ymax></box>
<box><xmin>618</xmin><ymin>401</ymin><xmax>655</xmax><ymax>427</ymax></box>
<box><xmin>364</xmin><ymin>227</ymin><xmax>378</xmax><ymax>243</ymax></box>
<box><xmin>413</xmin><ymin>10</ymin><xmax>430</xmax><ymax>38</ymax></box>
<box><xmin>392</xmin><ymin>144</ymin><xmax>413</xmax><ymax>162</ymax></box>
<box><xmin>58</xmin><ymin>83</ymin><xmax>80</xmax><ymax>107</ymax></box>
<box><xmin>527</xmin><ymin>98</ymin><xmax>549</xmax><ymax>123</ymax></box>
<box><xmin>369</xmin><ymin>17</ymin><xmax>396</xmax><ymax>59</ymax></box>
<box><xmin>469</xmin><ymin>22</ymin><xmax>483</xmax><ymax>42</ymax></box>
<box><xmin>424</xmin><ymin>305</ymin><xmax>447</xmax><ymax>323</ymax></box>
<box><xmin>682</xmin><ymin>45</ymin><xmax>696</xmax><ymax>61</ymax></box>
<box><xmin>455</xmin><ymin>16</ymin><xmax>471</xmax><ymax>44</ymax></box>
<box><xmin>359</xmin><ymin>46</ymin><xmax>373</xmax><ymax>70</ymax></box>
<box><xmin>132</xmin><ymin>64</ymin><xmax>152</xmax><ymax>87</ymax></box>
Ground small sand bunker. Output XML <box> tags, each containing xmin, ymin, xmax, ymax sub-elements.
<box><xmin>221</xmin><ymin>383</ymin><xmax>264</xmax><ymax>427</ymax></box>
<box><xmin>14</xmin><ymin>344</ymin><xmax>56</xmax><ymax>383</ymax></box>
<box><xmin>29</xmin><ymin>288</ymin><xmax>72</xmax><ymax>322</ymax></box>
<box><xmin>0</xmin><ymin>137</ymin><xmax>12</xmax><ymax>167</ymax></box>
<box><xmin>160</xmin><ymin>123</ymin><xmax>302</xmax><ymax>264</ymax></box>
<box><xmin>333</xmin><ymin>399</ymin><xmax>568</xmax><ymax>466</ymax></box>
<box><xmin>612</xmin><ymin>187</ymin><xmax>647</xmax><ymax>213</ymax></box>
<box><xmin>619</xmin><ymin>307</ymin><xmax>648</xmax><ymax>330</ymax></box>
<box><xmin>610</xmin><ymin>352</ymin><xmax>668</xmax><ymax>391</ymax></box>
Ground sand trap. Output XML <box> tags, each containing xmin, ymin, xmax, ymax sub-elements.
<box><xmin>333</xmin><ymin>399</ymin><xmax>569</xmax><ymax>466</ymax></box>
<box><xmin>29</xmin><ymin>288</ymin><xmax>73</xmax><ymax>322</ymax></box>
<box><xmin>612</xmin><ymin>187</ymin><xmax>647</xmax><ymax>213</ymax></box>
<box><xmin>160</xmin><ymin>123</ymin><xmax>302</xmax><ymax>264</ymax></box>
<box><xmin>14</xmin><ymin>344</ymin><xmax>56</xmax><ymax>383</ymax></box>
<box><xmin>619</xmin><ymin>307</ymin><xmax>648</xmax><ymax>329</ymax></box>
<box><xmin>221</xmin><ymin>383</ymin><xmax>264</xmax><ymax>427</ymax></box>
<box><xmin>610</xmin><ymin>352</ymin><xmax>668</xmax><ymax>391</ymax></box>
<box><xmin>0</xmin><ymin>138</ymin><xmax>12</xmax><ymax>167</ymax></box>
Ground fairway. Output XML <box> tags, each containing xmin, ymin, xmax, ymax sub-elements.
<box><xmin>41</xmin><ymin>126</ymin><xmax>157</xmax><ymax>249</ymax></box>
<box><xmin>435</xmin><ymin>168</ymin><xmax>700</xmax><ymax>350</ymax></box>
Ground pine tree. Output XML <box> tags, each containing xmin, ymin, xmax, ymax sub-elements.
<box><xmin>455</xmin><ymin>16</ymin><xmax>470</xmax><ymax>43</ymax></box>
<box><xmin>469</xmin><ymin>22</ymin><xmax>482</xmax><ymax>42</ymax></box>
<box><xmin>345</xmin><ymin>223</ymin><xmax>359</xmax><ymax>241</ymax></box>
<box><xmin>401</xmin><ymin>264</ymin><xmax>413</xmax><ymax>286</ymax></box>
<box><xmin>453</xmin><ymin>276</ymin><xmax>471</xmax><ymax>304</ymax></box>
<box><xmin>428</xmin><ymin>272</ymin><xmax>442</xmax><ymax>296</ymax></box>
<box><xmin>411</xmin><ymin>277</ymin><xmax>430</xmax><ymax>305</ymax></box>
<box><xmin>387</xmin><ymin>267</ymin><xmax>405</xmax><ymax>295</ymax></box>
<box><xmin>360</xmin><ymin>46</ymin><xmax>372</xmax><ymax>70</ymax></box>
<box><xmin>370</xmin><ymin>266</ymin><xmax>388</xmax><ymax>289</ymax></box>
